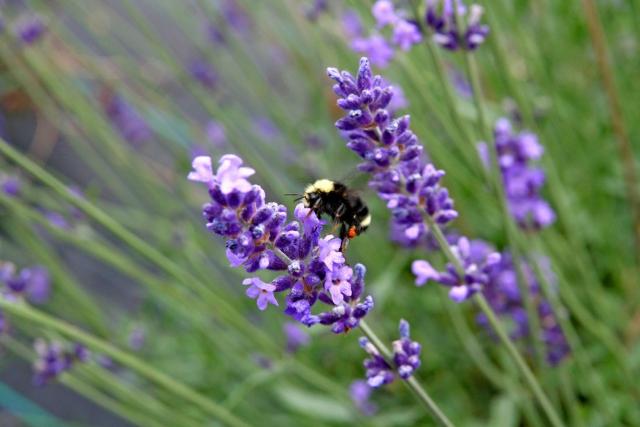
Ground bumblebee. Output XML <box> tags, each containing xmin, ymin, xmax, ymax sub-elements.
<box><xmin>302</xmin><ymin>179</ymin><xmax>371</xmax><ymax>242</ymax></box>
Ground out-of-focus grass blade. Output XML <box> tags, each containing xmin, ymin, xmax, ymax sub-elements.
<box><xmin>274</xmin><ymin>385</ymin><xmax>352</xmax><ymax>423</ymax></box>
<box><xmin>488</xmin><ymin>394</ymin><xmax>519</xmax><ymax>427</ymax></box>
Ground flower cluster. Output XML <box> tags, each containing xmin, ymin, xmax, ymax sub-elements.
<box><xmin>101</xmin><ymin>92</ymin><xmax>152</xmax><ymax>145</ymax></box>
<box><xmin>477</xmin><ymin>248</ymin><xmax>570</xmax><ymax>365</ymax></box>
<box><xmin>412</xmin><ymin>237</ymin><xmax>501</xmax><ymax>302</ymax></box>
<box><xmin>327</xmin><ymin>57</ymin><xmax>457</xmax><ymax>247</ymax></box>
<box><xmin>283</xmin><ymin>322</ymin><xmax>310</xmax><ymax>353</ymax></box>
<box><xmin>13</xmin><ymin>14</ymin><xmax>47</xmax><ymax>45</ymax></box>
<box><xmin>345</xmin><ymin>1</ymin><xmax>422</xmax><ymax>67</ymax></box>
<box><xmin>189</xmin><ymin>59</ymin><xmax>218</xmax><ymax>89</ymax></box>
<box><xmin>349</xmin><ymin>380</ymin><xmax>378</xmax><ymax>416</ymax></box>
<box><xmin>1</xmin><ymin>262</ymin><xmax>51</xmax><ymax>305</ymax></box>
<box><xmin>1</xmin><ymin>262</ymin><xmax>51</xmax><ymax>334</ymax></box>
<box><xmin>482</xmin><ymin>118</ymin><xmax>555</xmax><ymax>229</ymax></box>
<box><xmin>305</xmin><ymin>0</ymin><xmax>329</xmax><ymax>22</ymax></box>
<box><xmin>188</xmin><ymin>154</ymin><xmax>374</xmax><ymax>332</ymax></box>
<box><xmin>425</xmin><ymin>0</ymin><xmax>489</xmax><ymax>51</ymax></box>
<box><xmin>1</xmin><ymin>174</ymin><xmax>21</xmax><ymax>197</ymax></box>
<box><xmin>32</xmin><ymin>339</ymin><xmax>90</xmax><ymax>386</ymax></box>
<box><xmin>359</xmin><ymin>319</ymin><xmax>421</xmax><ymax>387</ymax></box>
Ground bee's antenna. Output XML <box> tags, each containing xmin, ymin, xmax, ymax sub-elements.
<box><xmin>284</xmin><ymin>193</ymin><xmax>300</xmax><ymax>197</ymax></box>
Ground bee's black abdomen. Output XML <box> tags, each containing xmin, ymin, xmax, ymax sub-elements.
<box><xmin>303</xmin><ymin>179</ymin><xmax>371</xmax><ymax>243</ymax></box>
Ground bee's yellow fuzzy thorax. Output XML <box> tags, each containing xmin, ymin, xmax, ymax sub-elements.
<box><xmin>306</xmin><ymin>179</ymin><xmax>334</xmax><ymax>194</ymax></box>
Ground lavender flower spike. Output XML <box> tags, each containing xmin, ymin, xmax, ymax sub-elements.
<box><xmin>488</xmin><ymin>118</ymin><xmax>555</xmax><ymax>229</ymax></box>
<box><xmin>189</xmin><ymin>154</ymin><xmax>373</xmax><ymax>332</ymax></box>
<box><xmin>360</xmin><ymin>337</ymin><xmax>395</xmax><ymax>387</ymax></box>
<box><xmin>359</xmin><ymin>319</ymin><xmax>422</xmax><ymax>387</ymax></box>
<box><xmin>411</xmin><ymin>237</ymin><xmax>501</xmax><ymax>302</ymax></box>
<box><xmin>392</xmin><ymin>319</ymin><xmax>422</xmax><ymax>379</ymax></box>
<box><xmin>327</xmin><ymin>57</ymin><xmax>457</xmax><ymax>247</ymax></box>
<box><xmin>372</xmin><ymin>1</ymin><xmax>398</xmax><ymax>28</ymax></box>
<box><xmin>32</xmin><ymin>339</ymin><xmax>89</xmax><ymax>386</ymax></box>
<box><xmin>425</xmin><ymin>0</ymin><xmax>489</xmax><ymax>51</ymax></box>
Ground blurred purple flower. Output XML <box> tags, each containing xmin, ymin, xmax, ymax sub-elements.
<box><xmin>342</xmin><ymin>9</ymin><xmax>363</xmax><ymax>39</ymax></box>
<box><xmin>24</xmin><ymin>266</ymin><xmax>50</xmax><ymax>304</ymax></box>
<box><xmin>350</xmin><ymin>380</ymin><xmax>378</xmax><ymax>416</ymax></box>
<box><xmin>252</xmin><ymin>116</ymin><xmax>281</xmax><ymax>139</ymax></box>
<box><xmin>221</xmin><ymin>0</ymin><xmax>251</xmax><ymax>34</ymax></box>
<box><xmin>205</xmin><ymin>22</ymin><xmax>226</xmax><ymax>45</ymax></box>
<box><xmin>449</xmin><ymin>66</ymin><xmax>473</xmax><ymax>98</ymax></box>
<box><xmin>14</xmin><ymin>14</ymin><xmax>46</xmax><ymax>45</ymax></box>
<box><xmin>489</xmin><ymin>118</ymin><xmax>555</xmax><ymax>229</ymax></box>
<box><xmin>189</xmin><ymin>59</ymin><xmax>218</xmax><ymax>89</ymax></box>
<box><xmin>372</xmin><ymin>0</ymin><xmax>397</xmax><ymax>28</ymax></box>
<box><xmin>472</xmin><ymin>242</ymin><xmax>570</xmax><ymax>365</ymax></box>
<box><xmin>33</xmin><ymin>339</ymin><xmax>87</xmax><ymax>386</ymax></box>
<box><xmin>305</xmin><ymin>0</ymin><xmax>329</xmax><ymax>21</ymax></box>
<box><xmin>425</xmin><ymin>1</ymin><xmax>489</xmax><ymax>51</ymax></box>
<box><xmin>103</xmin><ymin>94</ymin><xmax>152</xmax><ymax>145</ymax></box>
<box><xmin>44</xmin><ymin>211</ymin><xmax>70</xmax><ymax>230</ymax></box>
<box><xmin>283</xmin><ymin>322</ymin><xmax>310</xmax><ymax>353</ymax></box>
<box><xmin>1</xmin><ymin>263</ymin><xmax>51</xmax><ymax>304</ymax></box>
<box><xmin>387</xmin><ymin>83</ymin><xmax>408</xmax><ymax>112</ymax></box>
<box><xmin>97</xmin><ymin>355</ymin><xmax>115</xmax><ymax>370</ymax></box>
<box><xmin>392</xmin><ymin>20</ymin><xmax>422</xmax><ymax>51</ymax></box>
<box><xmin>1</xmin><ymin>175</ymin><xmax>21</xmax><ymax>197</ymax></box>
<box><xmin>128</xmin><ymin>327</ymin><xmax>146</xmax><ymax>351</ymax></box>
<box><xmin>206</xmin><ymin>120</ymin><xmax>227</xmax><ymax>148</ymax></box>
<box><xmin>352</xmin><ymin>34</ymin><xmax>394</xmax><ymax>68</ymax></box>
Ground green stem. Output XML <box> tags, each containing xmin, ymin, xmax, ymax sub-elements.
<box><xmin>474</xmin><ymin>295</ymin><xmax>565</xmax><ymax>427</ymax></box>
<box><xmin>580</xmin><ymin>0</ymin><xmax>640</xmax><ymax>262</ymax></box>
<box><xmin>359</xmin><ymin>320</ymin><xmax>455</xmax><ymax>427</ymax></box>
<box><xmin>0</xmin><ymin>300</ymin><xmax>249</xmax><ymax>427</ymax></box>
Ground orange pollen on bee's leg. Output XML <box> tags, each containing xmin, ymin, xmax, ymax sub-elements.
<box><xmin>347</xmin><ymin>226</ymin><xmax>357</xmax><ymax>239</ymax></box>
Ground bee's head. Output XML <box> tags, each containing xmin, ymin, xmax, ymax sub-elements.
<box><xmin>303</xmin><ymin>189</ymin><xmax>320</xmax><ymax>208</ymax></box>
<box><xmin>303</xmin><ymin>179</ymin><xmax>334</xmax><ymax>208</ymax></box>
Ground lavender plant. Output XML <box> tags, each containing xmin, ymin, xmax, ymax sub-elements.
<box><xmin>187</xmin><ymin>154</ymin><xmax>374</xmax><ymax>331</ymax></box>
<box><xmin>327</xmin><ymin>57</ymin><xmax>565</xmax><ymax>426</ymax></box>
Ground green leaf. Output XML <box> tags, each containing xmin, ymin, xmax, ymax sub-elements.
<box><xmin>488</xmin><ymin>394</ymin><xmax>519</xmax><ymax>427</ymax></box>
<box><xmin>274</xmin><ymin>385</ymin><xmax>353</xmax><ymax>423</ymax></box>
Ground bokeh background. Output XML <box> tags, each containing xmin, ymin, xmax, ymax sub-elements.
<box><xmin>1</xmin><ymin>0</ymin><xmax>639</xmax><ymax>426</ymax></box>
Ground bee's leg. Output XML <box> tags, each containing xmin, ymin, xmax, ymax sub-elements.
<box><xmin>340</xmin><ymin>238</ymin><xmax>350</xmax><ymax>252</ymax></box>
<box><xmin>339</xmin><ymin>223</ymin><xmax>350</xmax><ymax>252</ymax></box>
<box><xmin>306</xmin><ymin>200</ymin><xmax>321</xmax><ymax>218</ymax></box>
<box><xmin>328</xmin><ymin>222</ymin><xmax>340</xmax><ymax>235</ymax></box>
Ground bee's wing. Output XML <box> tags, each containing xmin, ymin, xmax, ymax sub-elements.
<box><xmin>337</xmin><ymin>166</ymin><xmax>370</xmax><ymax>195</ymax></box>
